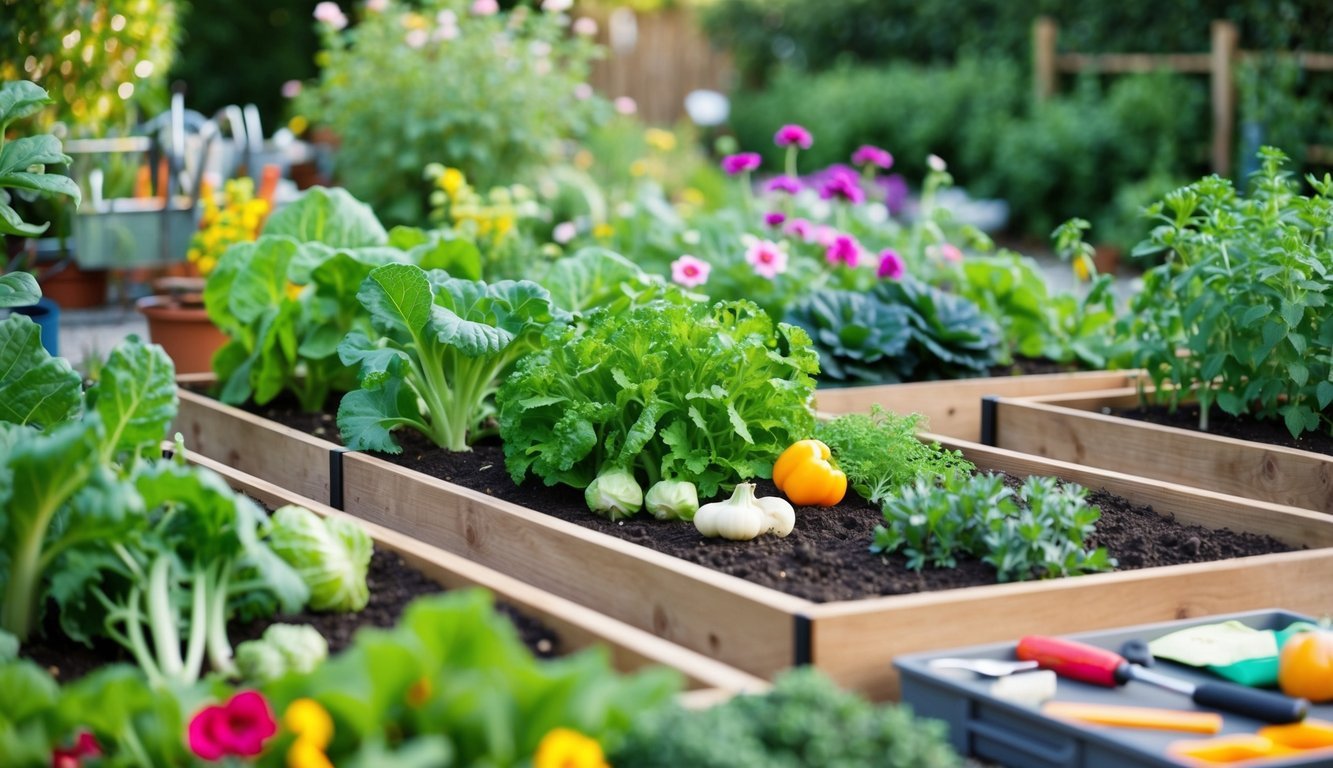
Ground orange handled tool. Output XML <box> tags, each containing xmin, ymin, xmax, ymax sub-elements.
<box><xmin>1017</xmin><ymin>635</ymin><xmax>1309</xmax><ymax>724</ymax></box>
<box><xmin>1042</xmin><ymin>701</ymin><xmax>1223</xmax><ymax>733</ymax></box>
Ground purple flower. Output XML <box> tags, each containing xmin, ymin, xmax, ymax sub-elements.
<box><xmin>819</xmin><ymin>172</ymin><xmax>865</xmax><ymax>205</ymax></box>
<box><xmin>721</xmin><ymin>152</ymin><xmax>762</xmax><ymax>176</ymax></box>
<box><xmin>764</xmin><ymin>211</ymin><xmax>787</xmax><ymax>228</ymax></box>
<box><xmin>785</xmin><ymin>218</ymin><xmax>816</xmax><ymax>242</ymax></box>
<box><xmin>852</xmin><ymin>145</ymin><xmax>894</xmax><ymax>170</ymax></box>
<box><xmin>764</xmin><ymin>175</ymin><xmax>802</xmax><ymax>195</ymax></box>
<box><xmin>774</xmin><ymin>124</ymin><xmax>813</xmax><ymax>149</ymax></box>
<box><xmin>825</xmin><ymin>234</ymin><xmax>861</xmax><ymax>267</ymax></box>
<box><xmin>877</xmin><ymin>249</ymin><xmax>905</xmax><ymax>280</ymax></box>
<box><xmin>878</xmin><ymin>174</ymin><xmax>909</xmax><ymax>215</ymax></box>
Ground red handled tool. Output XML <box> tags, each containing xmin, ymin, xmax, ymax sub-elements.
<box><xmin>1017</xmin><ymin>635</ymin><xmax>1309</xmax><ymax>724</ymax></box>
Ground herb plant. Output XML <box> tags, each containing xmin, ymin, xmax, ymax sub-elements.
<box><xmin>816</xmin><ymin>406</ymin><xmax>974</xmax><ymax>506</ymax></box>
<box><xmin>498</xmin><ymin>297</ymin><xmax>819</xmax><ymax>505</ymax></box>
<box><xmin>1120</xmin><ymin>147</ymin><xmax>1333</xmax><ymax>437</ymax></box>
<box><xmin>872</xmin><ymin>471</ymin><xmax>1115</xmax><ymax>582</ymax></box>
<box><xmin>338</xmin><ymin>263</ymin><xmax>560</xmax><ymax>452</ymax></box>
<box><xmin>612</xmin><ymin>667</ymin><xmax>960</xmax><ymax>768</ymax></box>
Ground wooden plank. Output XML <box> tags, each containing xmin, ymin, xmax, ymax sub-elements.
<box><xmin>174</xmin><ymin>387</ymin><xmax>340</xmax><ymax>505</ymax></box>
<box><xmin>988</xmin><ymin>395</ymin><xmax>1333</xmax><ymax>514</ymax></box>
<box><xmin>931</xmin><ymin>434</ymin><xmax>1333</xmax><ymax>547</ymax></box>
<box><xmin>1056</xmin><ymin>52</ymin><xmax>1214</xmax><ymax>74</ymax></box>
<box><xmin>807</xmin><ymin>548</ymin><xmax>1333</xmax><ymax>700</ymax></box>
<box><xmin>1212</xmin><ymin>20</ymin><xmax>1239</xmax><ymax>176</ymax></box>
<box><xmin>812</xmin><ymin>370</ymin><xmax>1133</xmax><ymax>441</ymax></box>
<box><xmin>1033</xmin><ymin>16</ymin><xmax>1059</xmax><ymax>103</ymax></box>
<box><xmin>340</xmin><ymin>452</ymin><xmax>809</xmax><ymax>681</ymax></box>
<box><xmin>189</xmin><ymin>451</ymin><xmax>769</xmax><ymax>695</ymax></box>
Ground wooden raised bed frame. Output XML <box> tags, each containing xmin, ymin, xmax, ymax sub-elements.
<box><xmin>983</xmin><ymin>374</ymin><xmax>1333</xmax><ymax>514</ymax></box>
<box><xmin>188</xmin><ymin>449</ymin><xmax>766</xmax><ymax>701</ymax></box>
<box><xmin>812</xmin><ymin>370</ymin><xmax>1131</xmax><ymax>442</ymax></box>
<box><xmin>174</xmin><ymin>382</ymin><xmax>1333</xmax><ymax>700</ymax></box>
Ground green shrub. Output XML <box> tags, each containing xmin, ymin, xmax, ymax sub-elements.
<box><xmin>611</xmin><ymin>667</ymin><xmax>961</xmax><ymax>768</ymax></box>
<box><xmin>294</xmin><ymin>0</ymin><xmax>606</xmax><ymax>225</ymax></box>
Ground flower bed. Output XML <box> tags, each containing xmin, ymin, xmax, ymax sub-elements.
<box><xmin>173</xmin><ymin>384</ymin><xmax>1333</xmax><ymax>700</ymax></box>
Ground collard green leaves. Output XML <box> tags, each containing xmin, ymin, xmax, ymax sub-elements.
<box><xmin>0</xmin><ymin>314</ymin><xmax>82</xmax><ymax>429</ymax></box>
<box><xmin>86</xmin><ymin>335</ymin><xmax>177</xmax><ymax>461</ymax></box>
<box><xmin>0</xmin><ymin>82</ymin><xmax>80</xmax><ymax>238</ymax></box>
<box><xmin>0</xmin><ymin>272</ymin><xmax>40</xmax><ymax>309</ymax></box>
<box><xmin>498</xmin><ymin>298</ymin><xmax>818</xmax><ymax>498</ymax></box>
<box><xmin>263</xmin><ymin>186</ymin><xmax>387</xmax><ymax>249</ymax></box>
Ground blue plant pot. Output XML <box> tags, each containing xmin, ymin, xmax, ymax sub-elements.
<box><xmin>12</xmin><ymin>297</ymin><xmax>60</xmax><ymax>357</ymax></box>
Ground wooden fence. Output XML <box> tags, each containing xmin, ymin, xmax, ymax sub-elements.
<box><xmin>1033</xmin><ymin>17</ymin><xmax>1333</xmax><ymax>177</ymax></box>
<box><xmin>582</xmin><ymin>6</ymin><xmax>733</xmax><ymax>126</ymax></box>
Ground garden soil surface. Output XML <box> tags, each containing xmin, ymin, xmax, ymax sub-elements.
<box><xmin>253</xmin><ymin>400</ymin><xmax>1297</xmax><ymax>604</ymax></box>
<box><xmin>23</xmin><ymin>549</ymin><xmax>558</xmax><ymax>684</ymax></box>
<box><xmin>1113</xmin><ymin>404</ymin><xmax>1333</xmax><ymax>457</ymax></box>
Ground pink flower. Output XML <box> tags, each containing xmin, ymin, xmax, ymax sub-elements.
<box><xmin>877</xmin><ymin>249</ymin><xmax>905</xmax><ymax>279</ymax></box>
<box><xmin>851</xmin><ymin>145</ymin><xmax>893</xmax><ymax>170</ymax></box>
<box><xmin>764</xmin><ymin>211</ymin><xmax>786</xmax><ymax>228</ymax></box>
<box><xmin>436</xmin><ymin>9</ymin><xmax>457</xmax><ymax>25</ymax></box>
<box><xmin>188</xmin><ymin>691</ymin><xmax>277</xmax><ymax>761</ymax></box>
<box><xmin>784</xmin><ymin>218</ymin><xmax>816</xmax><ymax>242</ymax></box>
<box><xmin>280</xmin><ymin>80</ymin><xmax>302</xmax><ymax>99</ymax></box>
<box><xmin>814</xmin><ymin>225</ymin><xmax>840</xmax><ymax>247</ymax></box>
<box><xmin>573</xmin><ymin>83</ymin><xmax>593</xmax><ymax>100</ymax></box>
<box><xmin>572</xmin><ymin>17</ymin><xmax>598</xmax><ymax>36</ymax></box>
<box><xmin>471</xmin><ymin>0</ymin><xmax>499</xmax><ymax>15</ymax></box>
<box><xmin>819</xmin><ymin>171</ymin><xmax>865</xmax><ymax>204</ymax></box>
<box><xmin>51</xmin><ymin>732</ymin><xmax>101</xmax><ymax>768</ymax></box>
<box><xmin>671</xmin><ymin>255</ymin><xmax>711</xmax><ymax>287</ymax></box>
<box><xmin>928</xmin><ymin>243</ymin><xmax>963</xmax><ymax>263</ymax></box>
<box><xmin>825</xmin><ymin>234</ymin><xmax>861</xmax><ymax>267</ymax></box>
<box><xmin>553</xmin><ymin>221</ymin><xmax>578</xmax><ymax>244</ymax></box>
<box><xmin>774</xmin><ymin>124</ymin><xmax>813</xmax><ymax>149</ymax></box>
<box><xmin>366</xmin><ymin>0</ymin><xmax>389</xmax><ymax>11</ymax></box>
<box><xmin>763</xmin><ymin>175</ymin><xmax>802</xmax><ymax>195</ymax></box>
<box><xmin>744</xmin><ymin>238</ymin><xmax>788</xmax><ymax>279</ymax></box>
<box><xmin>614</xmin><ymin>96</ymin><xmax>637</xmax><ymax>115</ymax></box>
<box><xmin>405</xmin><ymin>28</ymin><xmax>430</xmax><ymax>48</ymax></box>
<box><xmin>721</xmin><ymin>153</ymin><xmax>762</xmax><ymax>176</ymax></box>
<box><xmin>313</xmin><ymin>1</ymin><xmax>348</xmax><ymax>29</ymax></box>
<box><xmin>927</xmin><ymin>154</ymin><xmax>948</xmax><ymax>172</ymax></box>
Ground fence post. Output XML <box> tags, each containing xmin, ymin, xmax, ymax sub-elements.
<box><xmin>1211</xmin><ymin>20</ymin><xmax>1238</xmax><ymax>177</ymax></box>
<box><xmin>1033</xmin><ymin>16</ymin><xmax>1059</xmax><ymax>105</ymax></box>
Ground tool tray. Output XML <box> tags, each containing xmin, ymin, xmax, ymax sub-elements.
<box><xmin>896</xmin><ymin>610</ymin><xmax>1333</xmax><ymax>768</ymax></box>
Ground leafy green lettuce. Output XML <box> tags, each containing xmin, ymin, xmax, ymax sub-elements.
<box><xmin>498</xmin><ymin>298</ymin><xmax>819</xmax><ymax>499</ymax></box>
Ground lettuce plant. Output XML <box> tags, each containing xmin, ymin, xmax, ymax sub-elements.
<box><xmin>338</xmin><ymin>263</ymin><xmax>559</xmax><ymax>452</ymax></box>
<box><xmin>266</xmin><ymin>504</ymin><xmax>372</xmax><ymax>612</ymax></box>
<box><xmin>498</xmin><ymin>297</ymin><xmax>819</xmax><ymax>502</ymax></box>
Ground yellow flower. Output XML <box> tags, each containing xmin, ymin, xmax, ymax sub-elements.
<box><xmin>288</xmin><ymin>115</ymin><xmax>309</xmax><ymax>136</ymax></box>
<box><xmin>629</xmin><ymin>160</ymin><xmax>649</xmax><ymax>178</ymax></box>
<box><xmin>679</xmin><ymin>187</ymin><xmax>705</xmax><ymax>207</ymax></box>
<box><xmin>283</xmin><ymin>698</ymin><xmax>334</xmax><ymax>750</ymax></box>
<box><xmin>285</xmin><ymin>282</ymin><xmax>304</xmax><ymax>301</ymax></box>
<box><xmin>286</xmin><ymin>738</ymin><xmax>333</xmax><ymax>768</ymax></box>
<box><xmin>592</xmin><ymin>223</ymin><xmax>614</xmax><ymax>240</ymax></box>
<box><xmin>1073</xmin><ymin>255</ymin><xmax>1092</xmax><ymax>282</ymax></box>
<box><xmin>573</xmin><ymin>150</ymin><xmax>594</xmax><ymax>170</ymax></box>
<box><xmin>533</xmin><ymin>728</ymin><xmax>608</xmax><ymax>768</ymax></box>
<box><xmin>494</xmin><ymin>215</ymin><xmax>515</xmax><ymax>238</ymax></box>
<box><xmin>406</xmin><ymin>676</ymin><xmax>432</xmax><ymax>708</ymax></box>
<box><xmin>644</xmin><ymin>128</ymin><xmax>676</xmax><ymax>152</ymax></box>
<box><xmin>439</xmin><ymin>167</ymin><xmax>467</xmax><ymax>198</ymax></box>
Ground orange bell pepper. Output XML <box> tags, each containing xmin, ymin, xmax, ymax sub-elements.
<box><xmin>772</xmin><ymin>439</ymin><xmax>847</xmax><ymax>507</ymax></box>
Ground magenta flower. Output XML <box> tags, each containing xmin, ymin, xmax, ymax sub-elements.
<box><xmin>877</xmin><ymin>249</ymin><xmax>905</xmax><ymax>279</ymax></box>
<box><xmin>764</xmin><ymin>175</ymin><xmax>802</xmax><ymax>195</ymax></box>
<box><xmin>851</xmin><ymin>145</ymin><xmax>894</xmax><ymax>169</ymax></box>
<box><xmin>671</xmin><ymin>255</ymin><xmax>711</xmax><ymax>288</ymax></box>
<box><xmin>764</xmin><ymin>211</ymin><xmax>787</xmax><ymax>228</ymax></box>
<box><xmin>744</xmin><ymin>238</ymin><xmax>789</xmax><ymax>279</ymax></box>
<box><xmin>785</xmin><ymin>218</ymin><xmax>815</xmax><ymax>242</ymax></box>
<box><xmin>825</xmin><ymin>235</ymin><xmax>861</xmax><ymax>267</ymax></box>
<box><xmin>774</xmin><ymin>124</ymin><xmax>813</xmax><ymax>149</ymax></box>
<box><xmin>188</xmin><ymin>691</ymin><xmax>277</xmax><ymax>761</ymax></box>
<box><xmin>819</xmin><ymin>172</ymin><xmax>865</xmax><ymax>205</ymax></box>
<box><xmin>721</xmin><ymin>153</ymin><xmax>762</xmax><ymax>176</ymax></box>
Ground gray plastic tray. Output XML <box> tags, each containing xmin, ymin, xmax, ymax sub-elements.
<box><xmin>895</xmin><ymin>610</ymin><xmax>1333</xmax><ymax>768</ymax></box>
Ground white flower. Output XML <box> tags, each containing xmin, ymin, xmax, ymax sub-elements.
<box><xmin>471</xmin><ymin>0</ymin><xmax>499</xmax><ymax>15</ymax></box>
<box><xmin>530</xmin><ymin>40</ymin><xmax>552</xmax><ymax>58</ymax></box>
<box><xmin>573</xmin><ymin>83</ymin><xmax>594</xmax><ymax>101</ymax></box>
<box><xmin>434</xmin><ymin>23</ymin><xmax>459</xmax><ymax>41</ymax></box>
<box><xmin>405</xmin><ymin>28</ymin><xmax>429</xmax><ymax>48</ymax></box>
<box><xmin>553</xmin><ymin>221</ymin><xmax>578</xmax><ymax>244</ymax></box>
<box><xmin>542</xmin><ymin>0</ymin><xmax>574</xmax><ymax>11</ymax></box>
<box><xmin>682</xmin><ymin>229</ymin><xmax>701</xmax><ymax>246</ymax></box>
<box><xmin>436</xmin><ymin>9</ymin><xmax>457</xmax><ymax>26</ymax></box>
<box><xmin>365</xmin><ymin>0</ymin><xmax>389</xmax><ymax>12</ymax></box>
<box><xmin>572</xmin><ymin>17</ymin><xmax>598</xmax><ymax>36</ymax></box>
<box><xmin>313</xmin><ymin>1</ymin><xmax>348</xmax><ymax>29</ymax></box>
<box><xmin>927</xmin><ymin>154</ymin><xmax>948</xmax><ymax>172</ymax></box>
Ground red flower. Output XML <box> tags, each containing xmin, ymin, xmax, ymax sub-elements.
<box><xmin>52</xmin><ymin>731</ymin><xmax>101</xmax><ymax>768</ymax></box>
<box><xmin>188</xmin><ymin>690</ymin><xmax>277</xmax><ymax>761</ymax></box>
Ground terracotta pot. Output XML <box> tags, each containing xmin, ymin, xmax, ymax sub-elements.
<box><xmin>37</xmin><ymin>261</ymin><xmax>108</xmax><ymax>309</ymax></box>
<box><xmin>136</xmin><ymin>295</ymin><xmax>227</xmax><ymax>375</ymax></box>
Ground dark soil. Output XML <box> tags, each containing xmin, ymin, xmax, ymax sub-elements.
<box><xmin>1113</xmin><ymin>403</ymin><xmax>1333</xmax><ymax>458</ymax></box>
<box><xmin>985</xmin><ymin>355</ymin><xmax>1085</xmax><ymax>378</ymax></box>
<box><xmin>251</xmin><ymin>401</ymin><xmax>1296</xmax><ymax>604</ymax></box>
<box><xmin>22</xmin><ymin>550</ymin><xmax>558</xmax><ymax>684</ymax></box>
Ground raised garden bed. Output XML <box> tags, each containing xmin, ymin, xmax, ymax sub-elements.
<box><xmin>173</xmin><ymin>383</ymin><xmax>1333</xmax><ymax>700</ymax></box>
<box><xmin>812</xmin><ymin>370</ymin><xmax>1130</xmax><ymax>442</ymax></box>
<box><xmin>180</xmin><ymin>449</ymin><xmax>768</xmax><ymax>700</ymax></box>
<box><xmin>983</xmin><ymin>375</ymin><xmax>1333</xmax><ymax>514</ymax></box>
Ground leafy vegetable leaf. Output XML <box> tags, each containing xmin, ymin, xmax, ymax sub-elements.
<box><xmin>0</xmin><ymin>272</ymin><xmax>40</xmax><ymax>309</ymax></box>
<box><xmin>262</xmin><ymin>186</ymin><xmax>387</xmax><ymax>248</ymax></box>
<box><xmin>0</xmin><ymin>314</ymin><xmax>82</xmax><ymax>429</ymax></box>
<box><xmin>86</xmin><ymin>336</ymin><xmax>176</xmax><ymax>459</ymax></box>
